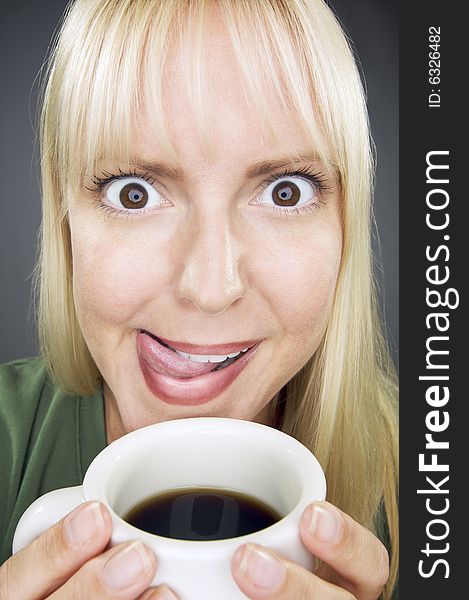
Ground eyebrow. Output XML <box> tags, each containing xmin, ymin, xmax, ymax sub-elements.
<box><xmin>245</xmin><ymin>153</ymin><xmax>323</xmax><ymax>179</ymax></box>
<box><xmin>128</xmin><ymin>160</ymin><xmax>183</xmax><ymax>179</ymax></box>
<box><xmin>113</xmin><ymin>151</ymin><xmax>327</xmax><ymax>180</ymax></box>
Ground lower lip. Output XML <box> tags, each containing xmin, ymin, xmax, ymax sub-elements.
<box><xmin>138</xmin><ymin>340</ymin><xmax>260</xmax><ymax>406</ymax></box>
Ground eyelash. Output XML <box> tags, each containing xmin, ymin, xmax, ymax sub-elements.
<box><xmin>89</xmin><ymin>168</ymin><xmax>156</xmax><ymax>189</ymax></box>
<box><xmin>87</xmin><ymin>165</ymin><xmax>331</xmax><ymax>219</ymax></box>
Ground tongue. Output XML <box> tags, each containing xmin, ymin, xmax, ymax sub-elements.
<box><xmin>137</xmin><ymin>331</ymin><xmax>218</xmax><ymax>379</ymax></box>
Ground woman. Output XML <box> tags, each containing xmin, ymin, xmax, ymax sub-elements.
<box><xmin>0</xmin><ymin>0</ymin><xmax>398</xmax><ymax>598</ymax></box>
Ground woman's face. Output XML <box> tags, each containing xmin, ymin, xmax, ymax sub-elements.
<box><xmin>68</xmin><ymin>11</ymin><xmax>342</xmax><ymax>440</ymax></box>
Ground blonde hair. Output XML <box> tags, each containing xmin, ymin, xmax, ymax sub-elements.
<box><xmin>37</xmin><ymin>0</ymin><xmax>398</xmax><ymax>596</ymax></box>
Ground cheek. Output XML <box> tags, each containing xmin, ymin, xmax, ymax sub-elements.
<box><xmin>253</xmin><ymin>227</ymin><xmax>342</xmax><ymax>337</ymax></box>
<box><xmin>71</xmin><ymin>228</ymin><xmax>171</xmax><ymax>328</ymax></box>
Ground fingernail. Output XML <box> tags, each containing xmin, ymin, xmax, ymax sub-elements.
<box><xmin>65</xmin><ymin>501</ymin><xmax>105</xmax><ymax>546</ymax></box>
<box><xmin>155</xmin><ymin>585</ymin><xmax>178</xmax><ymax>600</ymax></box>
<box><xmin>237</xmin><ymin>544</ymin><xmax>285</xmax><ymax>590</ymax></box>
<box><xmin>103</xmin><ymin>541</ymin><xmax>154</xmax><ymax>589</ymax></box>
<box><xmin>308</xmin><ymin>503</ymin><xmax>342</xmax><ymax>543</ymax></box>
<box><xmin>141</xmin><ymin>585</ymin><xmax>177</xmax><ymax>600</ymax></box>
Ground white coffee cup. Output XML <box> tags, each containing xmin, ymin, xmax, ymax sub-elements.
<box><xmin>13</xmin><ymin>417</ymin><xmax>326</xmax><ymax>599</ymax></box>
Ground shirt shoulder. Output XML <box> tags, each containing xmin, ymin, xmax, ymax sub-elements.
<box><xmin>0</xmin><ymin>357</ymin><xmax>50</xmax><ymax>449</ymax></box>
<box><xmin>0</xmin><ymin>357</ymin><xmax>105</xmax><ymax>467</ymax></box>
<box><xmin>0</xmin><ymin>356</ymin><xmax>48</xmax><ymax>406</ymax></box>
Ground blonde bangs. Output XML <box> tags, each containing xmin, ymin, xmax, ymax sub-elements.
<box><xmin>42</xmin><ymin>0</ymin><xmax>369</xmax><ymax>198</ymax></box>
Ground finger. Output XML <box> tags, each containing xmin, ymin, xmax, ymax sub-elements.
<box><xmin>300</xmin><ymin>502</ymin><xmax>390</xmax><ymax>600</ymax></box>
<box><xmin>0</xmin><ymin>501</ymin><xmax>112</xmax><ymax>599</ymax></box>
<box><xmin>138</xmin><ymin>584</ymin><xmax>179</xmax><ymax>599</ymax></box>
<box><xmin>49</xmin><ymin>540</ymin><xmax>157</xmax><ymax>599</ymax></box>
<box><xmin>231</xmin><ymin>543</ymin><xmax>356</xmax><ymax>600</ymax></box>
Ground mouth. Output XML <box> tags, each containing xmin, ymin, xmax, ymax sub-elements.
<box><xmin>136</xmin><ymin>330</ymin><xmax>262</xmax><ymax>406</ymax></box>
<box><xmin>153</xmin><ymin>332</ymin><xmax>253</xmax><ymax>372</ymax></box>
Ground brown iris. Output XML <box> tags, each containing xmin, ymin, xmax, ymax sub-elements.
<box><xmin>120</xmin><ymin>182</ymin><xmax>148</xmax><ymax>209</ymax></box>
<box><xmin>272</xmin><ymin>181</ymin><xmax>301</xmax><ymax>206</ymax></box>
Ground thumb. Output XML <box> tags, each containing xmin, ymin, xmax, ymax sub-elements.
<box><xmin>0</xmin><ymin>501</ymin><xmax>112</xmax><ymax>599</ymax></box>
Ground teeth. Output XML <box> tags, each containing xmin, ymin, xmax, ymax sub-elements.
<box><xmin>174</xmin><ymin>347</ymin><xmax>250</xmax><ymax>363</ymax></box>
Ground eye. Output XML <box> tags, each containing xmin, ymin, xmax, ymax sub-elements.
<box><xmin>105</xmin><ymin>177</ymin><xmax>162</xmax><ymax>210</ymax></box>
<box><xmin>259</xmin><ymin>176</ymin><xmax>318</xmax><ymax>208</ymax></box>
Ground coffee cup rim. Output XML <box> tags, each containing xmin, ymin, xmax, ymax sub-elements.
<box><xmin>82</xmin><ymin>417</ymin><xmax>326</xmax><ymax>549</ymax></box>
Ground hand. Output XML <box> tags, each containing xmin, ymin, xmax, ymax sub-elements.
<box><xmin>231</xmin><ymin>501</ymin><xmax>390</xmax><ymax>600</ymax></box>
<box><xmin>0</xmin><ymin>501</ymin><xmax>177</xmax><ymax>600</ymax></box>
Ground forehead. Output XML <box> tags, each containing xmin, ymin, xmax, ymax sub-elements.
<box><xmin>134</xmin><ymin>7</ymin><xmax>322</xmax><ymax>171</ymax></box>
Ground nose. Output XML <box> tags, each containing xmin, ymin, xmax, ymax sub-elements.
<box><xmin>177</xmin><ymin>212</ymin><xmax>247</xmax><ymax>316</ymax></box>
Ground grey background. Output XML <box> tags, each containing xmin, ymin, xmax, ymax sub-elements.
<box><xmin>0</xmin><ymin>0</ymin><xmax>398</xmax><ymax>368</ymax></box>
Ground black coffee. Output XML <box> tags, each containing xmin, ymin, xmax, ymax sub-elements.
<box><xmin>123</xmin><ymin>487</ymin><xmax>282</xmax><ymax>541</ymax></box>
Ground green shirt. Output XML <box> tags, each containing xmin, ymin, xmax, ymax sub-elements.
<box><xmin>0</xmin><ymin>357</ymin><xmax>106</xmax><ymax>565</ymax></box>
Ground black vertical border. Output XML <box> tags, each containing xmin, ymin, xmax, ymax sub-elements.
<box><xmin>400</xmin><ymin>1</ymin><xmax>465</xmax><ymax>597</ymax></box>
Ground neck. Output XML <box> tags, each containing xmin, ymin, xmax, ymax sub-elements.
<box><xmin>103</xmin><ymin>381</ymin><xmax>126</xmax><ymax>443</ymax></box>
<box><xmin>102</xmin><ymin>382</ymin><xmax>281</xmax><ymax>444</ymax></box>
